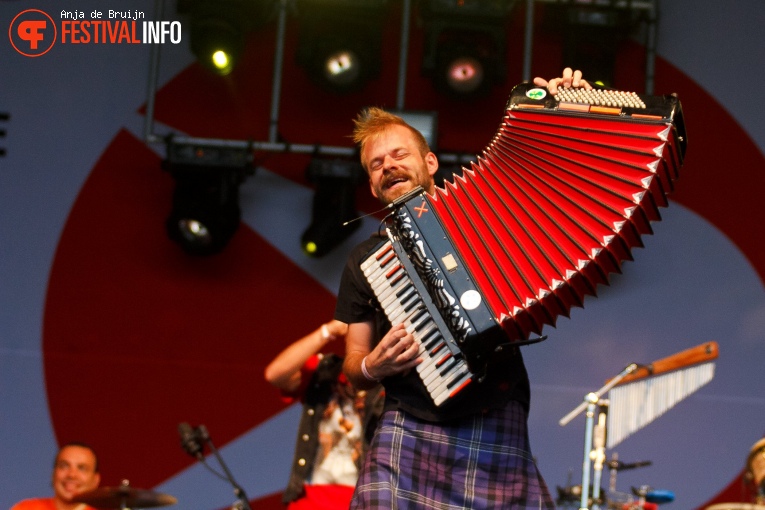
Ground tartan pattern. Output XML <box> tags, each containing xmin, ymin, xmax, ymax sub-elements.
<box><xmin>350</xmin><ymin>401</ymin><xmax>555</xmax><ymax>509</ymax></box>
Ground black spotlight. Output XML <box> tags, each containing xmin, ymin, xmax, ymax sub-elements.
<box><xmin>421</xmin><ymin>0</ymin><xmax>516</xmax><ymax>99</ymax></box>
<box><xmin>560</xmin><ymin>4</ymin><xmax>641</xmax><ymax>88</ymax></box>
<box><xmin>178</xmin><ymin>0</ymin><xmax>277</xmax><ymax>75</ymax></box>
<box><xmin>295</xmin><ymin>0</ymin><xmax>389</xmax><ymax>93</ymax></box>
<box><xmin>301</xmin><ymin>158</ymin><xmax>363</xmax><ymax>258</ymax></box>
<box><xmin>163</xmin><ymin>139</ymin><xmax>254</xmax><ymax>256</ymax></box>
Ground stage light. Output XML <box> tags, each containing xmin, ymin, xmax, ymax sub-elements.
<box><xmin>421</xmin><ymin>0</ymin><xmax>516</xmax><ymax>98</ymax></box>
<box><xmin>301</xmin><ymin>158</ymin><xmax>363</xmax><ymax>258</ymax></box>
<box><xmin>324</xmin><ymin>50</ymin><xmax>362</xmax><ymax>88</ymax></box>
<box><xmin>212</xmin><ymin>50</ymin><xmax>231</xmax><ymax>72</ymax></box>
<box><xmin>163</xmin><ymin>139</ymin><xmax>254</xmax><ymax>256</ymax></box>
<box><xmin>178</xmin><ymin>0</ymin><xmax>278</xmax><ymax>76</ymax></box>
<box><xmin>190</xmin><ymin>17</ymin><xmax>243</xmax><ymax>76</ymax></box>
<box><xmin>295</xmin><ymin>0</ymin><xmax>388</xmax><ymax>93</ymax></box>
<box><xmin>445</xmin><ymin>56</ymin><xmax>484</xmax><ymax>94</ymax></box>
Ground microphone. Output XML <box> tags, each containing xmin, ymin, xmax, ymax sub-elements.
<box><xmin>342</xmin><ymin>185</ymin><xmax>426</xmax><ymax>226</ymax></box>
<box><xmin>342</xmin><ymin>204</ymin><xmax>393</xmax><ymax>227</ymax></box>
<box><xmin>178</xmin><ymin>422</ymin><xmax>204</xmax><ymax>460</ymax></box>
<box><xmin>196</xmin><ymin>424</ymin><xmax>210</xmax><ymax>443</ymax></box>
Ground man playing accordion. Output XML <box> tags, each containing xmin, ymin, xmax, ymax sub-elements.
<box><xmin>335</xmin><ymin>69</ymin><xmax>591</xmax><ymax>509</ymax></box>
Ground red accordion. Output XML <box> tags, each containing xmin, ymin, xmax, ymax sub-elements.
<box><xmin>361</xmin><ymin>82</ymin><xmax>687</xmax><ymax>405</ymax></box>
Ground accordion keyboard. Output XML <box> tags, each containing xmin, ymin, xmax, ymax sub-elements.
<box><xmin>361</xmin><ymin>239</ymin><xmax>473</xmax><ymax>406</ymax></box>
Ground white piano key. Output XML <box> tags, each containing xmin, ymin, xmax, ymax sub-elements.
<box><xmin>360</xmin><ymin>241</ymin><xmax>393</xmax><ymax>271</ymax></box>
<box><xmin>434</xmin><ymin>371</ymin><xmax>474</xmax><ymax>406</ymax></box>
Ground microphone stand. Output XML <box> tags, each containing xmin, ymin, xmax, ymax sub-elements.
<box><xmin>196</xmin><ymin>425</ymin><xmax>252</xmax><ymax>510</ymax></box>
<box><xmin>559</xmin><ymin>363</ymin><xmax>638</xmax><ymax>510</ymax></box>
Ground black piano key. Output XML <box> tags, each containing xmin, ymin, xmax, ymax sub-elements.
<box><xmin>446</xmin><ymin>371</ymin><xmax>470</xmax><ymax>389</ymax></box>
<box><xmin>420</xmin><ymin>334</ymin><xmax>442</xmax><ymax>355</ymax></box>
<box><xmin>380</xmin><ymin>279</ymin><xmax>413</xmax><ymax>310</ymax></box>
<box><xmin>408</xmin><ymin>308</ymin><xmax>428</xmax><ymax>327</ymax></box>
<box><xmin>402</xmin><ymin>293</ymin><xmax>420</xmax><ymax>313</ymax></box>
<box><xmin>395</xmin><ymin>281</ymin><xmax>414</xmax><ymax>299</ymax></box>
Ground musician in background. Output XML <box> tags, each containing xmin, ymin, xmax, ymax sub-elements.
<box><xmin>264</xmin><ymin>319</ymin><xmax>384</xmax><ymax>509</ymax></box>
<box><xmin>335</xmin><ymin>69</ymin><xmax>590</xmax><ymax>509</ymax></box>
<box><xmin>11</xmin><ymin>442</ymin><xmax>101</xmax><ymax>510</ymax></box>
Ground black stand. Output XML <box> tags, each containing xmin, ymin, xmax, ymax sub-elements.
<box><xmin>180</xmin><ymin>423</ymin><xmax>252</xmax><ymax>510</ymax></box>
<box><xmin>196</xmin><ymin>425</ymin><xmax>252</xmax><ymax>510</ymax></box>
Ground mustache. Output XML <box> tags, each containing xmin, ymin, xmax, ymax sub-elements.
<box><xmin>381</xmin><ymin>172</ymin><xmax>409</xmax><ymax>189</ymax></box>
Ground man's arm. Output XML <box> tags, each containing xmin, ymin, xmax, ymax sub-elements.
<box><xmin>344</xmin><ymin>322</ymin><xmax>421</xmax><ymax>389</ymax></box>
<box><xmin>264</xmin><ymin>320</ymin><xmax>347</xmax><ymax>393</ymax></box>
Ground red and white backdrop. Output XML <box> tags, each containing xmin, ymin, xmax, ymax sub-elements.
<box><xmin>1</xmin><ymin>1</ymin><xmax>763</xmax><ymax>509</ymax></box>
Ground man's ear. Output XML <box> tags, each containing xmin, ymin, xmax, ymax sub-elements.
<box><xmin>425</xmin><ymin>152</ymin><xmax>439</xmax><ymax>177</ymax></box>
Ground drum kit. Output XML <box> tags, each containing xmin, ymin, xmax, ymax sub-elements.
<box><xmin>65</xmin><ymin>423</ymin><xmax>764</xmax><ymax>510</ymax></box>
<box><xmin>71</xmin><ymin>479</ymin><xmax>177</xmax><ymax>510</ymax></box>
<box><xmin>556</xmin><ymin>436</ymin><xmax>765</xmax><ymax>510</ymax></box>
<box><xmin>556</xmin><ymin>457</ymin><xmax>674</xmax><ymax>510</ymax></box>
<box><xmin>556</xmin><ymin>342</ymin><xmax>720</xmax><ymax>510</ymax></box>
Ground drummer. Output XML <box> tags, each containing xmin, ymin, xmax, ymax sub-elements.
<box><xmin>11</xmin><ymin>442</ymin><xmax>101</xmax><ymax>510</ymax></box>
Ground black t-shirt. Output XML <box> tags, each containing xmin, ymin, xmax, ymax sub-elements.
<box><xmin>334</xmin><ymin>233</ymin><xmax>531</xmax><ymax>422</ymax></box>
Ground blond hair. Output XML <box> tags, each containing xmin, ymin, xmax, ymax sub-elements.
<box><xmin>352</xmin><ymin>107</ymin><xmax>430</xmax><ymax>169</ymax></box>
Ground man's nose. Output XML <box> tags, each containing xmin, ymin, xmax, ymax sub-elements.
<box><xmin>382</xmin><ymin>155</ymin><xmax>396</xmax><ymax>171</ymax></box>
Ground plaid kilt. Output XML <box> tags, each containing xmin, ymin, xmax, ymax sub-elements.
<box><xmin>350</xmin><ymin>400</ymin><xmax>554</xmax><ymax>510</ymax></box>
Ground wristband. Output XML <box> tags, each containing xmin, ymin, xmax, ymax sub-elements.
<box><xmin>321</xmin><ymin>324</ymin><xmax>330</xmax><ymax>340</ymax></box>
<box><xmin>361</xmin><ymin>356</ymin><xmax>381</xmax><ymax>382</ymax></box>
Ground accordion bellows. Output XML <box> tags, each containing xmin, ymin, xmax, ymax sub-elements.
<box><xmin>362</xmin><ymin>82</ymin><xmax>686</xmax><ymax>405</ymax></box>
<box><xmin>429</xmin><ymin>82</ymin><xmax>687</xmax><ymax>342</ymax></box>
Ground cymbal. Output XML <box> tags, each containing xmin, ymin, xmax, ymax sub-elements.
<box><xmin>706</xmin><ymin>504</ymin><xmax>765</xmax><ymax>510</ymax></box>
<box><xmin>72</xmin><ymin>484</ymin><xmax>177</xmax><ymax>508</ymax></box>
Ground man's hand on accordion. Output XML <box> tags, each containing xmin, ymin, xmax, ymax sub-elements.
<box><xmin>345</xmin><ymin>322</ymin><xmax>422</xmax><ymax>388</ymax></box>
<box><xmin>533</xmin><ymin>67</ymin><xmax>592</xmax><ymax>95</ymax></box>
<box><xmin>367</xmin><ymin>323</ymin><xmax>422</xmax><ymax>379</ymax></box>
